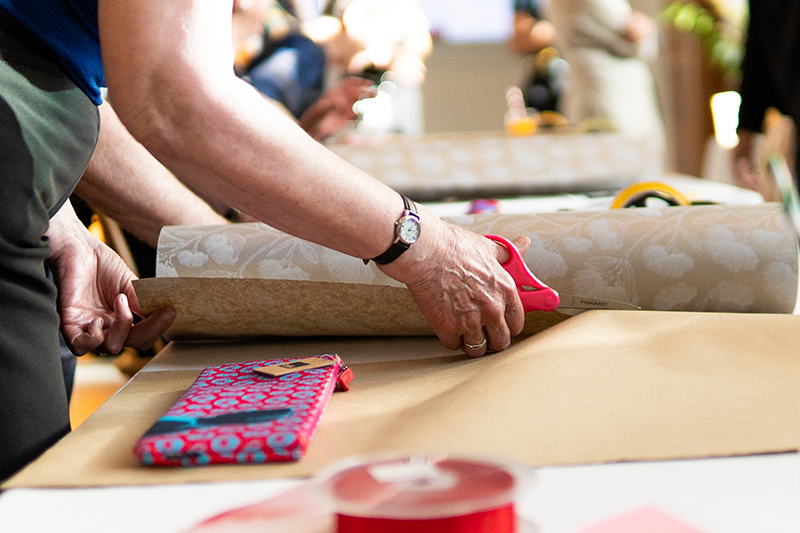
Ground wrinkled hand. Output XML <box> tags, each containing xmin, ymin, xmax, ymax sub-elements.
<box><xmin>380</xmin><ymin>218</ymin><xmax>530</xmax><ymax>357</ymax></box>
<box><xmin>46</xmin><ymin>203</ymin><xmax>176</xmax><ymax>356</ymax></box>
<box><xmin>299</xmin><ymin>77</ymin><xmax>376</xmax><ymax>141</ymax></box>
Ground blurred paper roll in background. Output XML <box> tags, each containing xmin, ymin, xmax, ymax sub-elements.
<box><xmin>137</xmin><ymin>203</ymin><xmax>798</xmax><ymax>339</ymax></box>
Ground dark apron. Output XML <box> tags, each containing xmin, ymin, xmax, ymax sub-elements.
<box><xmin>0</xmin><ymin>7</ymin><xmax>99</xmax><ymax>481</ymax></box>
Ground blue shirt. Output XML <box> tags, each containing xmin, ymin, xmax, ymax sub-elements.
<box><xmin>513</xmin><ymin>0</ymin><xmax>542</xmax><ymax>18</ymax></box>
<box><xmin>0</xmin><ymin>0</ymin><xmax>103</xmax><ymax>104</ymax></box>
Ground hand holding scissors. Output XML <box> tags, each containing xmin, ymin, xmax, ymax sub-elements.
<box><xmin>486</xmin><ymin>235</ymin><xmax>640</xmax><ymax>315</ymax></box>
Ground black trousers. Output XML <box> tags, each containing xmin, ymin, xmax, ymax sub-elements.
<box><xmin>0</xmin><ymin>10</ymin><xmax>98</xmax><ymax>481</ymax></box>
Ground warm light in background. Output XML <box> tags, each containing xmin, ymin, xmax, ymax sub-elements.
<box><xmin>353</xmin><ymin>80</ymin><xmax>396</xmax><ymax>134</ymax></box>
<box><xmin>710</xmin><ymin>91</ymin><xmax>742</xmax><ymax>149</ymax></box>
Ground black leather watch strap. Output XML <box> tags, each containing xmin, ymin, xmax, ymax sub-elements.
<box><xmin>371</xmin><ymin>239</ymin><xmax>411</xmax><ymax>265</ymax></box>
<box><xmin>367</xmin><ymin>196</ymin><xmax>420</xmax><ymax>265</ymax></box>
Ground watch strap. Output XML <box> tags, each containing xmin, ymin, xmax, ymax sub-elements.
<box><xmin>367</xmin><ymin>196</ymin><xmax>419</xmax><ymax>265</ymax></box>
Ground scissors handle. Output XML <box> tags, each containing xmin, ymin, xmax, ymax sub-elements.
<box><xmin>486</xmin><ymin>234</ymin><xmax>560</xmax><ymax>313</ymax></box>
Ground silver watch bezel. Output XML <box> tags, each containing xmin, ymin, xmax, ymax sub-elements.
<box><xmin>395</xmin><ymin>212</ymin><xmax>421</xmax><ymax>245</ymax></box>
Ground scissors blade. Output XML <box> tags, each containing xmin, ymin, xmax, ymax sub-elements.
<box><xmin>555</xmin><ymin>293</ymin><xmax>641</xmax><ymax>315</ymax></box>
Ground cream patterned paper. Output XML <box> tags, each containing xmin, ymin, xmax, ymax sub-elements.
<box><xmin>327</xmin><ymin>131</ymin><xmax>663</xmax><ymax>199</ymax></box>
<box><xmin>156</xmin><ymin>203</ymin><xmax>798</xmax><ymax>314</ymax></box>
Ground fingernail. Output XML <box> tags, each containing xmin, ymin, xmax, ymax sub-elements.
<box><xmin>162</xmin><ymin>310</ymin><xmax>176</xmax><ymax>322</ymax></box>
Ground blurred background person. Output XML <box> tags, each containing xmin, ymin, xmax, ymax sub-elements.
<box><xmin>232</xmin><ymin>0</ymin><xmax>375</xmax><ymax>142</ymax></box>
<box><xmin>546</xmin><ymin>0</ymin><xmax>665</xmax><ymax>147</ymax></box>
<box><xmin>732</xmin><ymin>0</ymin><xmax>800</xmax><ymax>193</ymax></box>
<box><xmin>234</xmin><ymin>0</ymin><xmax>432</xmax><ymax>137</ymax></box>
<box><xmin>510</xmin><ymin>0</ymin><xmax>566</xmax><ymax>113</ymax></box>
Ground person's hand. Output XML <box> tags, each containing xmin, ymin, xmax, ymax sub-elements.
<box><xmin>622</xmin><ymin>11</ymin><xmax>657</xmax><ymax>44</ymax></box>
<box><xmin>511</xmin><ymin>12</ymin><xmax>556</xmax><ymax>56</ymax></box>
<box><xmin>379</xmin><ymin>216</ymin><xmax>530</xmax><ymax>357</ymax></box>
<box><xmin>300</xmin><ymin>77</ymin><xmax>376</xmax><ymax>141</ymax></box>
<box><xmin>732</xmin><ymin>128</ymin><xmax>763</xmax><ymax>192</ymax></box>
<box><xmin>46</xmin><ymin>202</ymin><xmax>176</xmax><ymax>356</ymax></box>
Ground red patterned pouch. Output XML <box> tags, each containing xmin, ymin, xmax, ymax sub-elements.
<box><xmin>133</xmin><ymin>354</ymin><xmax>351</xmax><ymax>467</ymax></box>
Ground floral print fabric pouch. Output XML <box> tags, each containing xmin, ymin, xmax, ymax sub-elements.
<box><xmin>134</xmin><ymin>355</ymin><xmax>348</xmax><ymax>466</ymax></box>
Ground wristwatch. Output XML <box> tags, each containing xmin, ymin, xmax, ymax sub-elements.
<box><xmin>366</xmin><ymin>195</ymin><xmax>421</xmax><ymax>265</ymax></box>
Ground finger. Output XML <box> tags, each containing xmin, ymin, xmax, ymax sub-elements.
<box><xmin>493</xmin><ymin>235</ymin><xmax>532</xmax><ymax>263</ymax></box>
<box><xmin>103</xmin><ymin>293</ymin><xmax>135</xmax><ymax>355</ymax></box>
<box><xmin>459</xmin><ymin>308</ymin><xmax>489</xmax><ymax>356</ymax></box>
<box><xmin>511</xmin><ymin>235</ymin><xmax>531</xmax><ymax>255</ymax></box>
<box><xmin>484</xmin><ymin>313</ymin><xmax>512</xmax><ymax>353</ymax></box>
<box><xmin>505</xmin><ymin>295</ymin><xmax>526</xmax><ymax>337</ymax></box>
<box><xmin>492</xmin><ymin>237</ymin><xmax>529</xmax><ymax>337</ymax></box>
<box><xmin>434</xmin><ymin>312</ymin><xmax>486</xmax><ymax>355</ymax></box>
<box><xmin>64</xmin><ymin>317</ymin><xmax>104</xmax><ymax>356</ymax></box>
<box><xmin>124</xmin><ymin>306</ymin><xmax>176</xmax><ymax>351</ymax></box>
<box><xmin>356</xmin><ymin>85</ymin><xmax>378</xmax><ymax>100</ymax></box>
<box><xmin>433</xmin><ymin>314</ymin><xmax>479</xmax><ymax>352</ymax></box>
<box><xmin>462</xmin><ymin>330</ymin><xmax>489</xmax><ymax>357</ymax></box>
<box><xmin>436</xmin><ymin>330</ymin><xmax>466</xmax><ymax>352</ymax></box>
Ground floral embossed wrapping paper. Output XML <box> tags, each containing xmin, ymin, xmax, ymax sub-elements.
<box><xmin>135</xmin><ymin>203</ymin><xmax>798</xmax><ymax>340</ymax></box>
<box><xmin>327</xmin><ymin>131</ymin><xmax>663</xmax><ymax>200</ymax></box>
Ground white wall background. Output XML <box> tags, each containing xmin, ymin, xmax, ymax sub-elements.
<box><xmin>419</xmin><ymin>0</ymin><xmax>515</xmax><ymax>43</ymax></box>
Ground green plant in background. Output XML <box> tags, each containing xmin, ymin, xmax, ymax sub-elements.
<box><xmin>660</xmin><ymin>0</ymin><xmax>748</xmax><ymax>83</ymax></box>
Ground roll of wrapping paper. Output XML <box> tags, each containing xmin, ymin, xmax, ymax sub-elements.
<box><xmin>135</xmin><ymin>203</ymin><xmax>798</xmax><ymax>340</ymax></box>
<box><xmin>326</xmin><ymin>131</ymin><xmax>663</xmax><ymax>200</ymax></box>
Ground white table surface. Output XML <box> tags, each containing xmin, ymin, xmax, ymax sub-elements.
<box><xmin>1</xmin><ymin>452</ymin><xmax>798</xmax><ymax>532</ymax></box>
<box><xmin>422</xmin><ymin>174</ymin><xmax>764</xmax><ymax>218</ymax></box>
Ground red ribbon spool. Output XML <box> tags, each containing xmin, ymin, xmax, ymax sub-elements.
<box><xmin>320</xmin><ymin>455</ymin><xmax>521</xmax><ymax>533</ymax></box>
<box><xmin>337</xmin><ymin>504</ymin><xmax>516</xmax><ymax>533</ymax></box>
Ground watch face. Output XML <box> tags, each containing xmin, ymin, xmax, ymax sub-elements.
<box><xmin>398</xmin><ymin>216</ymin><xmax>421</xmax><ymax>244</ymax></box>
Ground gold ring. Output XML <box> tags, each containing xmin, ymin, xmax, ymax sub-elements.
<box><xmin>464</xmin><ymin>339</ymin><xmax>487</xmax><ymax>350</ymax></box>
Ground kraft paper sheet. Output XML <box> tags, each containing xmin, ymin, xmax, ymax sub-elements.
<box><xmin>7</xmin><ymin>310</ymin><xmax>800</xmax><ymax>488</ymax></box>
<box><xmin>137</xmin><ymin>204</ymin><xmax>798</xmax><ymax>340</ymax></box>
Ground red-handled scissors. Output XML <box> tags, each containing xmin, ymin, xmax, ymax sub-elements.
<box><xmin>486</xmin><ymin>234</ymin><xmax>640</xmax><ymax>315</ymax></box>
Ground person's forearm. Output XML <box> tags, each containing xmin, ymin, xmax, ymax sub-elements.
<box><xmin>97</xmin><ymin>1</ymin><xmax>531</xmax><ymax>355</ymax></box>
<box><xmin>46</xmin><ymin>199</ymin><xmax>95</xmax><ymax>255</ymax></box>
<box><xmin>76</xmin><ymin>101</ymin><xmax>228</xmax><ymax>248</ymax></box>
<box><xmin>100</xmin><ymin>1</ymin><xmax>422</xmax><ymax>265</ymax></box>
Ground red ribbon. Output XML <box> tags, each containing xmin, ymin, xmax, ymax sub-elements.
<box><xmin>336</xmin><ymin>503</ymin><xmax>516</xmax><ymax>533</ymax></box>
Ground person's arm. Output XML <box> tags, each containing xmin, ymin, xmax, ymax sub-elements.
<box><xmin>98</xmin><ymin>0</ymin><xmax>526</xmax><ymax>355</ymax></box>
<box><xmin>45</xmin><ymin>200</ymin><xmax>176</xmax><ymax>355</ymax></box>
<box><xmin>731</xmin><ymin>128</ymin><xmax>761</xmax><ymax>192</ymax></box>
<box><xmin>510</xmin><ymin>11</ymin><xmax>556</xmax><ymax>55</ymax></box>
<box><xmin>75</xmin><ymin>100</ymin><xmax>228</xmax><ymax>248</ymax></box>
<box><xmin>572</xmin><ymin>0</ymin><xmax>640</xmax><ymax>58</ymax></box>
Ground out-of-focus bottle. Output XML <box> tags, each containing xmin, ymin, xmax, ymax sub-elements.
<box><xmin>504</xmin><ymin>85</ymin><xmax>538</xmax><ymax>136</ymax></box>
